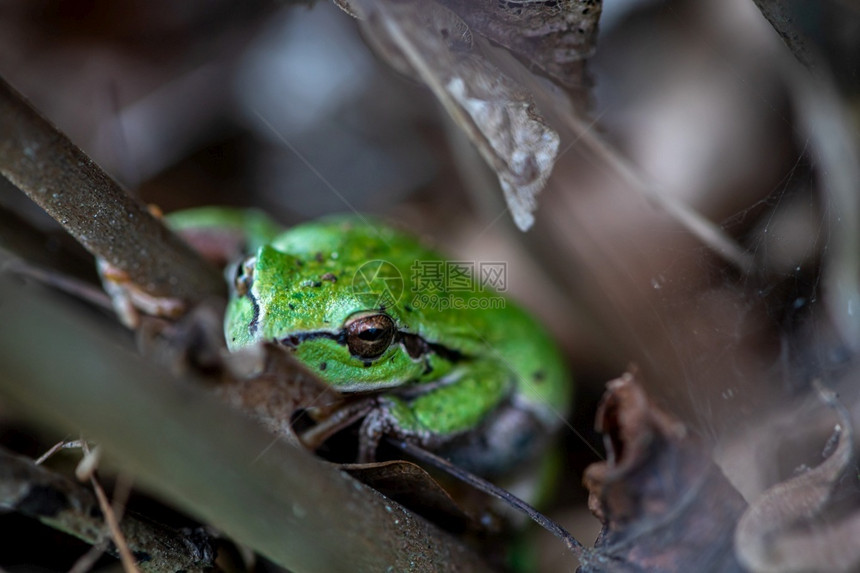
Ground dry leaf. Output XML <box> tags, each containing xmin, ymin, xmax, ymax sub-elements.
<box><xmin>343</xmin><ymin>460</ymin><xmax>478</xmax><ymax>532</ymax></box>
<box><xmin>337</xmin><ymin>0</ymin><xmax>561</xmax><ymax>230</ymax></box>
<box><xmin>437</xmin><ymin>0</ymin><xmax>601</xmax><ymax>88</ymax></box>
<box><xmin>734</xmin><ymin>383</ymin><xmax>860</xmax><ymax>573</ymax></box>
<box><xmin>580</xmin><ymin>370</ymin><xmax>747</xmax><ymax>573</ymax></box>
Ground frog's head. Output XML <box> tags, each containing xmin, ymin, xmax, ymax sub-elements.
<box><xmin>225</xmin><ymin>235</ymin><xmax>440</xmax><ymax>392</ymax></box>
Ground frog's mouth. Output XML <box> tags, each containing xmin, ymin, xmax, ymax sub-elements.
<box><xmin>276</xmin><ymin>330</ymin><xmax>465</xmax><ymax>364</ymax></box>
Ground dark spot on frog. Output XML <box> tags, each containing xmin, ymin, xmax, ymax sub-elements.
<box><xmin>288</xmin><ymin>303</ymin><xmax>296</xmax><ymax>311</ymax></box>
<box><xmin>533</xmin><ymin>370</ymin><xmax>546</xmax><ymax>382</ymax></box>
<box><xmin>321</xmin><ymin>272</ymin><xmax>337</xmax><ymax>283</ymax></box>
<box><xmin>320</xmin><ymin>362</ymin><xmax>327</xmax><ymax>371</ymax></box>
<box><xmin>404</xmin><ymin>304</ymin><xmax>413</xmax><ymax>312</ymax></box>
<box><xmin>17</xmin><ymin>485</ymin><xmax>70</xmax><ymax>517</ymax></box>
<box><xmin>363</xmin><ymin>361</ymin><xmax>372</xmax><ymax>368</ymax></box>
<box><xmin>315</xmin><ymin>251</ymin><xmax>324</xmax><ymax>263</ymax></box>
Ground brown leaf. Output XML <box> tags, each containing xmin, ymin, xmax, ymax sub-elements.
<box><xmin>580</xmin><ymin>370</ymin><xmax>747</xmax><ymax>573</ymax></box>
<box><xmin>437</xmin><ymin>0</ymin><xmax>601</xmax><ymax>89</ymax></box>
<box><xmin>343</xmin><ymin>460</ymin><xmax>479</xmax><ymax>533</ymax></box>
<box><xmin>734</xmin><ymin>383</ymin><xmax>860</xmax><ymax>572</ymax></box>
<box><xmin>338</xmin><ymin>0</ymin><xmax>561</xmax><ymax>230</ymax></box>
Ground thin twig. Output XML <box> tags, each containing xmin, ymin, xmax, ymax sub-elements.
<box><xmin>90</xmin><ymin>474</ymin><xmax>140</xmax><ymax>573</ymax></box>
<box><xmin>3</xmin><ymin>259</ymin><xmax>114</xmax><ymax>312</ymax></box>
<box><xmin>389</xmin><ymin>438</ymin><xmax>587</xmax><ymax>559</ymax></box>
<box><xmin>564</xmin><ymin>112</ymin><xmax>756</xmax><ymax>274</ymax></box>
<box><xmin>35</xmin><ymin>439</ymin><xmax>85</xmax><ymax>465</ymax></box>
<box><xmin>76</xmin><ymin>440</ymin><xmax>140</xmax><ymax>573</ymax></box>
<box><xmin>68</xmin><ymin>540</ymin><xmax>111</xmax><ymax>573</ymax></box>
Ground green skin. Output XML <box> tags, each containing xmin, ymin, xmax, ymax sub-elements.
<box><xmin>167</xmin><ymin>208</ymin><xmax>571</xmax><ymax>476</ymax></box>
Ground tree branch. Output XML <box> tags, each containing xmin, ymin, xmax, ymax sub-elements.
<box><xmin>0</xmin><ymin>76</ymin><xmax>224</xmax><ymax>301</ymax></box>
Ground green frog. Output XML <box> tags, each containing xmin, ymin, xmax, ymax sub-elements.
<box><xmin>122</xmin><ymin>208</ymin><xmax>572</xmax><ymax>476</ymax></box>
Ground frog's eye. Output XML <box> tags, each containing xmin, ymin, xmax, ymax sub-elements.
<box><xmin>344</xmin><ymin>314</ymin><xmax>396</xmax><ymax>359</ymax></box>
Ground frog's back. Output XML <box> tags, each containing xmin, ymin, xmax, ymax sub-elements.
<box><xmin>494</xmin><ymin>307</ymin><xmax>571</xmax><ymax>426</ymax></box>
<box><xmin>270</xmin><ymin>215</ymin><xmax>437</xmax><ymax>273</ymax></box>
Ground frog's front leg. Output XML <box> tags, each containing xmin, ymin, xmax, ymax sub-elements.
<box><xmin>98</xmin><ymin>259</ymin><xmax>186</xmax><ymax>328</ymax></box>
<box><xmin>357</xmin><ymin>360</ymin><xmax>513</xmax><ymax>464</ymax></box>
<box><xmin>99</xmin><ymin>207</ymin><xmax>282</xmax><ymax>328</ymax></box>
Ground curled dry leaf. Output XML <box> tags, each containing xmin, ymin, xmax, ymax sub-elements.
<box><xmin>580</xmin><ymin>370</ymin><xmax>747</xmax><ymax>573</ymax></box>
<box><xmin>337</xmin><ymin>0</ymin><xmax>562</xmax><ymax>231</ymax></box>
<box><xmin>735</xmin><ymin>383</ymin><xmax>860</xmax><ymax>573</ymax></box>
<box><xmin>436</xmin><ymin>0</ymin><xmax>601</xmax><ymax>89</ymax></box>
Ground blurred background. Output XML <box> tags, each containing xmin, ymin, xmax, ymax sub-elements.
<box><xmin>1</xmin><ymin>0</ymin><xmax>859</xmax><ymax>570</ymax></box>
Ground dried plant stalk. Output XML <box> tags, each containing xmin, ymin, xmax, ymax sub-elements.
<box><xmin>0</xmin><ymin>77</ymin><xmax>224</xmax><ymax>302</ymax></box>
